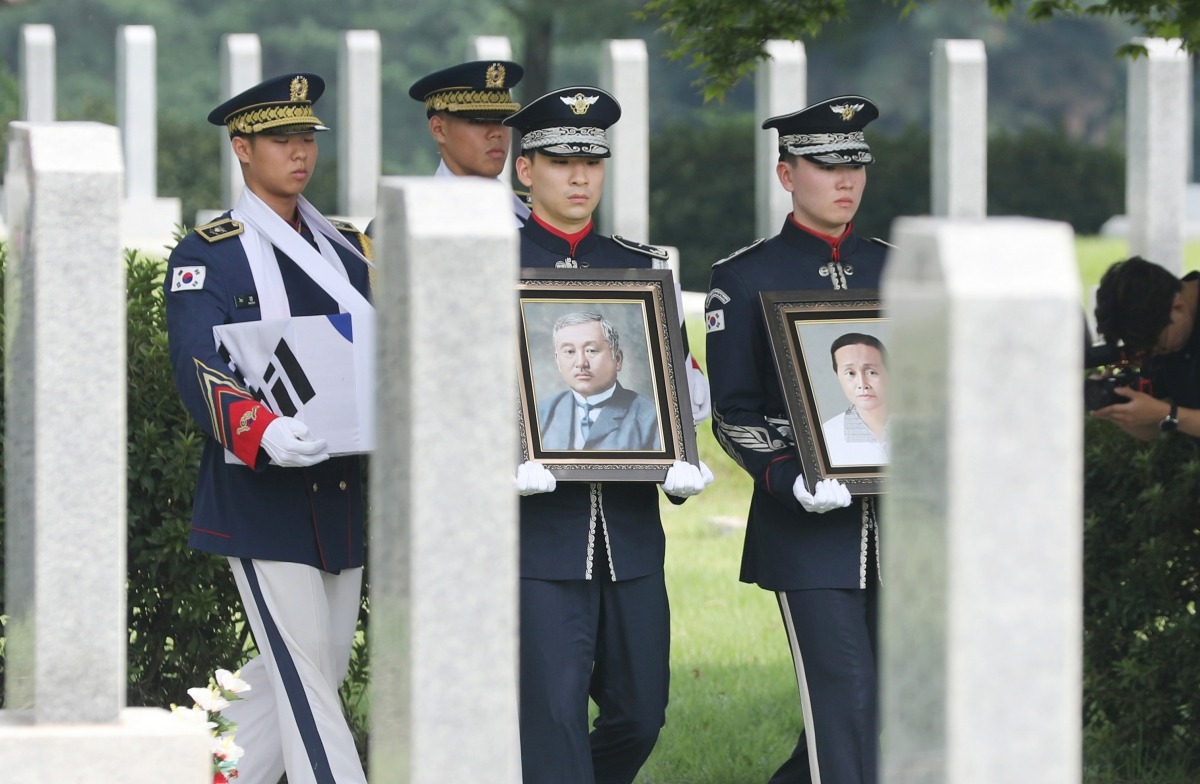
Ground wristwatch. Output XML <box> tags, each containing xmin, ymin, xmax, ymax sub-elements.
<box><xmin>1160</xmin><ymin>403</ymin><xmax>1179</xmax><ymax>433</ymax></box>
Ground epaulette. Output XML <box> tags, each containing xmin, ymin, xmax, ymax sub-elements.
<box><xmin>329</xmin><ymin>218</ymin><xmax>362</xmax><ymax>235</ymax></box>
<box><xmin>195</xmin><ymin>218</ymin><xmax>244</xmax><ymax>243</ymax></box>
<box><xmin>514</xmin><ymin>189</ymin><xmax>532</xmax><ymax>207</ymax></box>
<box><xmin>612</xmin><ymin>235</ymin><xmax>670</xmax><ymax>260</ymax></box>
<box><xmin>868</xmin><ymin>236</ymin><xmax>896</xmax><ymax>249</ymax></box>
<box><xmin>712</xmin><ymin>238</ymin><xmax>765</xmax><ymax>267</ymax></box>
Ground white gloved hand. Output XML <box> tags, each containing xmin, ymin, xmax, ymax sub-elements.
<box><xmin>793</xmin><ymin>476</ymin><xmax>852</xmax><ymax>513</ymax></box>
<box><xmin>515</xmin><ymin>460</ymin><xmax>557</xmax><ymax>496</ymax></box>
<box><xmin>662</xmin><ymin>460</ymin><xmax>715</xmax><ymax>498</ymax></box>
<box><xmin>260</xmin><ymin>417</ymin><xmax>330</xmax><ymax>468</ymax></box>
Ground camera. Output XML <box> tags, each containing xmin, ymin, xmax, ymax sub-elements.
<box><xmin>1084</xmin><ymin>342</ymin><xmax>1153</xmax><ymax>411</ymax></box>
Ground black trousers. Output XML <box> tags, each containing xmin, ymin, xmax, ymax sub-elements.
<box><xmin>769</xmin><ymin>582</ymin><xmax>879</xmax><ymax>784</ymax></box>
<box><xmin>519</xmin><ymin>571</ymin><xmax>670</xmax><ymax>784</ymax></box>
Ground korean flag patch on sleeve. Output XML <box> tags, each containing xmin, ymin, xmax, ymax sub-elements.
<box><xmin>171</xmin><ymin>266</ymin><xmax>206</xmax><ymax>292</ymax></box>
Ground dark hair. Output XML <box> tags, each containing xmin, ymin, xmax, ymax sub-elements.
<box><xmin>778</xmin><ymin>151</ymin><xmax>799</xmax><ymax>165</ymax></box>
<box><xmin>1094</xmin><ymin>256</ymin><xmax>1180</xmax><ymax>351</ymax></box>
<box><xmin>830</xmin><ymin>332</ymin><xmax>887</xmax><ymax>371</ymax></box>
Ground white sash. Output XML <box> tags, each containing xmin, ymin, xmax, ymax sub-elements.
<box><xmin>231</xmin><ymin>188</ymin><xmax>374</xmax><ymax>320</ymax></box>
<box><xmin>224</xmin><ymin>188</ymin><xmax>376</xmax><ymax>457</ymax></box>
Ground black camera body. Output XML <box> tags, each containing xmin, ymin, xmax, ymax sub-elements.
<box><xmin>1084</xmin><ymin>372</ymin><xmax>1151</xmax><ymax>411</ymax></box>
<box><xmin>1084</xmin><ymin>342</ymin><xmax>1153</xmax><ymax>411</ymax></box>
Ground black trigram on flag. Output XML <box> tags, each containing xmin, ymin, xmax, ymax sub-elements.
<box><xmin>231</xmin><ymin>338</ymin><xmax>318</xmax><ymax>417</ymax></box>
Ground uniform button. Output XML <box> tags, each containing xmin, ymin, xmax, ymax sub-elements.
<box><xmin>339</xmin><ymin>480</ymin><xmax>348</xmax><ymax>491</ymax></box>
<box><xmin>312</xmin><ymin>483</ymin><xmax>319</xmax><ymax>493</ymax></box>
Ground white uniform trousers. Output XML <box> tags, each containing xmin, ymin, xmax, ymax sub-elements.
<box><xmin>221</xmin><ymin>558</ymin><xmax>367</xmax><ymax>784</ymax></box>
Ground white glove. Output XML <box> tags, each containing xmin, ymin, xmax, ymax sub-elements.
<box><xmin>260</xmin><ymin>417</ymin><xmax>330</xmax><ymax>468</ymax></box>
<box><xmin>686</xmin><ymin>359</ymin><xmax>712</xmax><ymax>425</ymax></box>
<box><xmin>662</xmin><ymin>460</ymin><xmax>714</xmax><ymax>498</ymax></box>
<box><xmin>515</xmin><ymin>460</ymin><xmax>557</xmax><ymax>496</ymax></box>
<box><xmin>793</xmin><ymin>476</ymin><xmax>852</xmax><ymax>513</ymax></box>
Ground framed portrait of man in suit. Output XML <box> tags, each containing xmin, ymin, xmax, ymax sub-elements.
<box><xmin>517</xmin><ymin>268</ymin><xmax>698</xmax><ymax>481</ymax></box>
<box><xmin>761</xmin><ymin>289</ymin><xmax>888</xmax><ymax>495</ymax></box>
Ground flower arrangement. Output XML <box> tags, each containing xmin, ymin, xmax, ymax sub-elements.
<box><xmin>172</xmin><ymin>668</ymin><xmax>251</xmax><ymax>783</ymax></box>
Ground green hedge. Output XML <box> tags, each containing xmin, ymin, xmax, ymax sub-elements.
<box><xmin>1083</xmin><ymin>417</ymin><xmax>1200</xmax><ymax>772</ymax></box>
<box><xmin>0</xmin><ymin>248</ymin><xmax>369</xmax><ymax>760</ymax></box>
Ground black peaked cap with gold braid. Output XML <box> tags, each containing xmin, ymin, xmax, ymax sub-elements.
<box><xmin>503</xmin><ymin>86</ymin><xmax>621</xmax><ymax>158</ymax></box>
<box><xmin>762</xmin><ymin>95</ymin><xmax>880</xmax><ymax>165</ymax></box>
<box><xmin>408</xmin><ymin>60</ymin><xmax>524</xmax><ymax>120</ymax></box>
<box><xmin>208</xmin><ymin>72</ymin><xmax>328</xmax><ymax>137</ymax></box>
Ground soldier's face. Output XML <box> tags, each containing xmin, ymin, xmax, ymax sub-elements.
<box><xmin>235</xmin><ymin>133</ymin><xmax>317</xmax><ymax>203</ymax></box>
<box><xmin>430</xmin><ymin>114</ymin><xmax>511</xmax><ymax>179</ymax></box>
<box><xmin>554</xmin><ymin>320</ymin><xmax>622</xmax><ymax>397</ymax></box>
<box><xmin>516</xmin><ymin>154</ymin><xmax>605</xmax><ymax>234</ymax></box>
<box><xmin>777</xmin><ymin>158</ymin><xmax>865</xmax><ymax>236</ymax></box>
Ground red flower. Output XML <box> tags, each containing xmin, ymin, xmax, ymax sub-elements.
<box><xmin>213</xmin><ymin>774</ymin><xmax>228</xmax><ymax>784</ymax></box>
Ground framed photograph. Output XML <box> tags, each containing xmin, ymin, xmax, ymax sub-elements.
<box><xmin>761</xmin><ymin>289</ymin><xmax>888</xmax><ymax>495</ymax></box>
<box><xmin>517</xmin><ymin>267</ymin><xmax>698</xmax><ymax>481</ymax></box>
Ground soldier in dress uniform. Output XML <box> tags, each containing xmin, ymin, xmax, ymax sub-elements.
<box><xmin>503</xmin><ymin>86</ymin><xmax>713</xmax><ymax>784</ymax></box>
<box><xmin>164</xmin><ymin>73</ymin><xmax>373</xmax><ymax>784</ymax></box>
<box><xmin>705</xmin><ymin>96</ymin><xmax>889</xmax><ymax>784</ymax></box>
<box><xmin>408</xmin><ymin>59</ymin><xmax>531</xmax><ymax>223</ymax></box>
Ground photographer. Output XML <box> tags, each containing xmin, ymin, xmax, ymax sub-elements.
<box><xmin>1092</xmin><ymin>256</ymin><xmax>1200</xmax><ymax>440</ymax></box>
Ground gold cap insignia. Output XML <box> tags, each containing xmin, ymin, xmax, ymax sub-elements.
<box><xmin>290</xmin><ymin>76</ymin><xmax>309</xmax><ymax>103</ymax></box>
<box><xmin>485</xmin><ymin>63</ymin><xmax>506</xmax><ymax>89</ymax></box>
<box><xmin>561</xmin><ymin>93</ymin><xmax>600</xmax><ymax>116</ymax></box>
<box><xmin>830</xmin><ymin>102</ymin><xmax>864</xmax><ymax>121</ymax></box>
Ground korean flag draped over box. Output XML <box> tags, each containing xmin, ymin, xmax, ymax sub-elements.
<box><xmin>214</xmin><ymin>313</ymin><xmax>376</xmax><ymax>455</ymax></box>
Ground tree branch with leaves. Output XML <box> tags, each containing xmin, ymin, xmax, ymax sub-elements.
<box><xmin>639</xmin><ymin>0</ymin><xmax>1199</xmax><ymax>99</ymax></box>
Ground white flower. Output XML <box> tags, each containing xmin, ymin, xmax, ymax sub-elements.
<box><xmin>171</xmin><ymin>703</ymin><xmax>217</xmax><ymax>730</ymax></box>
<box><xmin>188</xmin><ymin>685</ymin><xmax>230</xmax><ymax>713</ymax></box>
<box><xmin>212</xmin><ymin>734</ymin><xmax>245</xmax><ymax>763</ymax></box>
<box><xmin>215</xmin><ymin>668</ymin><xmax>251</xmax><ymax>695</ymax></box>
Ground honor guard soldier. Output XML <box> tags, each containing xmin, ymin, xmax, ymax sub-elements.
<box><xmin>408</xmin><ymin>59</ymin><xmax>531</xmax><ymax>223</ymax></box>
<box><xmin>705</xmin><ymin>96</ymin><xmax>889</xmax><ymax>784</ymax></box>
<box><xmin>164</xmin><ymin>73</ymin><xmax>373</xmax><ymax>784</ymax></box>
<box><xmin>503</xmin><ymin>86</ymin><xmax>713</xmax><ymax>784</ymax></box>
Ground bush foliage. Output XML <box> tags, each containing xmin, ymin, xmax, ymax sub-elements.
<box><xmin>1083</xmin><ymin>417</ymin><xmax>1200</xmax><ymax>772</ymax></box>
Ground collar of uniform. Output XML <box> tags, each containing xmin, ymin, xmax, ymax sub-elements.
<box><xmin>523</xmin><ymin>213</ymin><xmax>600</xmax><ymax>258</ymax></box>
<box><xmin>779</xmin><ymin>215</ymin><xmax>858</xmax><ymax>257</ymax></box>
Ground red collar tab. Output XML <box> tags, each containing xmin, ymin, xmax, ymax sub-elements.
<box><xmin>532</xmin><ymin>213</ymin><xmax>594</xmax><ymax>257</ymax></box>
<box><xmin>532</xmin><ymin>213</ymin><xmax>593</xmax><ymax>244</ymax></box>
<box><xmin>789</xmin><ymin>214</ymin><xmax>852</xmax><ymax>260</ymax></box>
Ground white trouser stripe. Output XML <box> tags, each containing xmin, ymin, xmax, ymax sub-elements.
<box><xmin>779</xmin><ymin>591</ymin><xmax>822</xmax><ymax>784</ymax></box>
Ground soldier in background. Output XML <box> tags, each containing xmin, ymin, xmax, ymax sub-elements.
<box><xmin>408</xmin><ymin>59</ymin><xmax>531</xmax><ymax>224</ymax></box>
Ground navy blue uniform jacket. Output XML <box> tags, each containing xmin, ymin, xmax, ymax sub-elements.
<box><xmin>519</xmin><ymin>217</ymin><xmax>684</xmax><ymax>581</ymax></box>
<box><xmin>706</xmin><ymin>217</ymin><xmax>888</xmax><ymax>591</ymax></box>
<box><xmin>165</xmin><ymin>214</ymin><xmax>372</xmax><ymax>573</ymax></box>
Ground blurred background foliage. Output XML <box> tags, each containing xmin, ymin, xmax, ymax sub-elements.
<box><xmin>0</xmin><ymin>0</ymin><xmax>1152</xmax><ymax>291</ymax></box>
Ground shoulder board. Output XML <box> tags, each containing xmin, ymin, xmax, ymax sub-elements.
<box><xmin>514</xmin><ymin>189</ymin><xmax>532</xmax><ymax>207</ymax></box>
<box><xmin>869</xmin><ymin>236</ymin><xmax>895</xmax><ymax>249</ymax></box>
<box><xmin>329</xmin><ymin>218</ymin><xmax>362</xmax><ymax>235</ymax></box>
<box><xmin>712</xmin><ymin>238</ymin><xmax>766</xmax><ymax>267</ymax></box>
<box><xmin>195</xmin><ymin>218</ymin><xmax>244</xmax><ymax>243</ymax></box>
<box><xmin>612</xmin><ymin>235</ymin><xmax>669</xmax><ymax>260</ymax></box>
